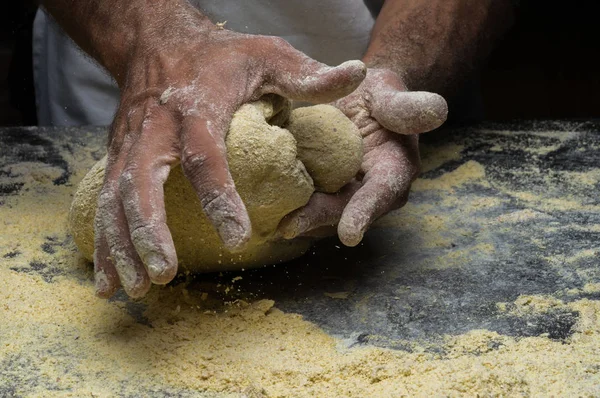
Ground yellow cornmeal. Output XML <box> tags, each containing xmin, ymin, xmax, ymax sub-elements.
<box><xmin>2</xmin><ymin>265</ymin><xmax>599</xmax><ymax>397</ymax></box>
<box><xmin>412</xmin><ymin>160</ymin><xmax>488</xmax><ymax>193</ymax></box>
<box><xmin>2</xmin><ymin>136</ymin><xmax>600</xmax><ymax>397</ymax></box>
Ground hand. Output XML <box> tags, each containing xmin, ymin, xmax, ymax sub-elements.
<box><xmin>93</xmin><ymin>8</ymin><xmax>367</xmax><ymax>298</ymax></box>
<box><xmin>277</xmin><ymin>68</ymin><xmax>447</xmax><ymax>246</ymax></box>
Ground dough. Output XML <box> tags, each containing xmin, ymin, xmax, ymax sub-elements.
<box><xmin>69</xmin><ymin>96</ymin><xmax>363</xmax><ymax>272</ymax></box>
<box><xmin>286</xmin><ymin>105</ymin><xmax>363</xmax><ymax>193</ymax></box>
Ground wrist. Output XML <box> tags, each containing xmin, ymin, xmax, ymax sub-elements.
<box><xmin>99</xmin><ymin>0</ymin><xmax>216</xmax><ymax>85</ymax></box>
<box><xmin>364</xmin><ymin>52</ymin><xmax>449</xmax><ymax>94</ymax></box>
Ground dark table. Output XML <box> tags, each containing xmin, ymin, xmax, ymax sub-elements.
<box><xmin>2</xmin><ymin>121</ymin><xmax>600</xmax><ymax>351</ymax></box>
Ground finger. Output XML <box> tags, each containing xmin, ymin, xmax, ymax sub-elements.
<box><xmin>371</xmin><ymin>90</ymin><xmax>448</xmax><ymax>135</ymax></box>
<box><xmin>180</xmin><ymin>116</ymin><xmax>251</xmax><ymax>251</ymax></box>
<box><xmin>96</xmin><ymin>117</ymin><xmax>152</xmax><ymax>298</ymax></box>
<box><xmin>119</xmin><ymin>107</ymin><xmax>179</xmax><ymax>284</ymax></box>
<box><xmin>277</xmin><ymin>181</ymin><xmax>360</xmax><ymax>239</ymax></box>
<box><xmin>93</xmin><ymin>229</ymin><xmax>120</xmax><ymax>298</ymax></box>
<box><xmin>338</xmin><ymin>158</ymin><xmax>414</xmax><ymax>247</ymax></box>
<box><xmin>96</xmin><ymin>179</ymin><xmax>152</xmax><ymax>298</ymax></box>
<box><xmin>265</xmin><ymin>42</ymin><xmax>366</xmax><ymax>103</ymax></box>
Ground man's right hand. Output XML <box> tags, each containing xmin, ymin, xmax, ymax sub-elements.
<box><xmin>75</xmin><ymin>1</ymin><xmax>367</xmax><ymax>298</ymax></box>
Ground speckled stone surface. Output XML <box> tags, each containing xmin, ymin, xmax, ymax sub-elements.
<box><xmin>2</xmin><ymin>120</ymin><xmax>600</xmax><ymax>352</ymax></box>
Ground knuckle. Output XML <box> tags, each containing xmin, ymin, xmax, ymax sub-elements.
<box><xmin>129</xmin><ymin>223</ymin><xmax>155</xmax><ymax>246</ymax></box>
<box><xmin>93</xmin><ymin>215</ymin><xmax>104</xmax><ymax>235</ymax></box>
<box><xmin>97</xmin><ymin>185</ymin><xmax>117</xmax><ymax>210</ymax></box>
<box><xmin>117</xmin><ymin>167</ymin><xmax>140</xmax><ymax>199</ymax></box>
<box><xmin>378</xmin><ymin>68</ymin><xmax>398</xmax><ymax>81</ymax></box>
<box><xmin>199</xmin><ymin>189</ymin><xmax>228</xmax><ymax>211</ymax></box>
<box><xmin>181</xmin><ymin>152</ymin><xmax>208</xmax><ymax>178</ymax></box>
<box><xmin>181</xmin><ymin>143</ymin><xmax>227</xmax><ymax>185</ymax></box>
<box><xmin>118</xmin><ymin>169</ymin><xmax>136</xmax><ymax>189</ymax></box>
<box><xmin>265</xmin><ymin>36</ymin><xmax>292</xmax><ymax>50</ymax></box>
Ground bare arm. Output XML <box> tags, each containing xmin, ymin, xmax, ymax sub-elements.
<box><xmin>42</xmin><ymin>0</ymin><xmax>214</xmax><ymax>85</ymax></box>
<box><xmin>364</xmin><ymin>0</ymin><xmax>516</xmax><ymax>95</ymax></box>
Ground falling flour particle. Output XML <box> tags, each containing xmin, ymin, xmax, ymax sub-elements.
<box><xmin>68</xmin><ymin>95</ymin><xmax>363</xmax><ymax>273</ymax></box>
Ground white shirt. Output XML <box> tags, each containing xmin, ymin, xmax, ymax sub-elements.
<box><xmin>33</xmin><ymin>1</ymin><xmax>377</xmax><ymax>126</ymax></box>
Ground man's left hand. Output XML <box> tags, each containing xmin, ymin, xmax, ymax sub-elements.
<box><xmin>277</xmin><ymin>68</ymin><xmax>447</xmax><ymax>246</ymax></box>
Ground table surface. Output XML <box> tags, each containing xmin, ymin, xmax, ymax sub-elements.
<box><xmin>2</xmin><ymin>121</ymin><xmax>600</xmax><ymax>394</ymax></box>
<box><xmin>2</xmin><ymin>122</ymin><xmax>600</xmax><ymax>345</ymax></box>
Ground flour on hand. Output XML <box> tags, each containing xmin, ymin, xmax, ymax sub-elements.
<box><xmin>69</xmin><ymin>95</ymin><xmax>363</xmax><ymax>272</ymax></box>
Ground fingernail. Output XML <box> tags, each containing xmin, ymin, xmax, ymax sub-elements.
<box><xmin>338</xmin><ymin>218</ymin><xmax>365</xmax><ymax>247</ymax></box>
<box><xmin>144</xmin><ymin>253</ymin><xmax>172</xmax><ymax>283</ymax></box>
<box><xmin>221</xmin><ymin>220</ymin><xmax>251</xmax><ymax>252</ymax></box>
<box><xmin>94</xmin><ymin>269</ymin><xmax>109</xmax><ymax>297</ymax></box>
<box><xmin>280</xmin><ymin>216</ymin><xmax>310</xmax><ymax>240</ymax></box>
<box><xmin>123</xmin><ymin>280</ymin><xmax>150</xmax><ymax>299</ymax></box>
<box><xmin>338</xmin><ymin>60</ymin><xmax>367</xmax><ymax>77</ymax></box>
<box><xmin>340</xmin><ymin>228</ymin><xmax>364</xmax><ymax>247</ymax></box>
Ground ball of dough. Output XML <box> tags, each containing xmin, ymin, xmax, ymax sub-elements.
<box><xmin>69</xmin><ymin>97</ymin><xmax>363</xmax><ymax>272</ymax></box>
<box><xmin>286</xmin><ymin>104</ymin><xmax>363</xmax><ymax>193</ymax></box>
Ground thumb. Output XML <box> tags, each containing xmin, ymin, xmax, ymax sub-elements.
<box><xmin>267</xmin><ymin>46</ymin><xmax>366</xmax><ymax>103</ymax></box>
<box><xmin>372</xmin><ymin>89</ymin><xmax>448</xmax><ymax>135</ymax></box>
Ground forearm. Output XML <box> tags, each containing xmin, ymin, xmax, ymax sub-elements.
<box><xmin>41</xmin><ymin>0</ymin><xmax>213</xmax><ymax>85</ymax></box>
<box><xmin>364</xmin><ymin>0</ymin><xmax>515</xmax><ymax>96</ymax></box>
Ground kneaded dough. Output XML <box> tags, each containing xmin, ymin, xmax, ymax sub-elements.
<box><xmin>69</xmin><ymin>96</ymin><xmax>363</xmax><ymax>272</ymax></box>
<box><xmin>286</xmin><ymin>105</ymin><xmax>363</xmax><ymax>193</ymax></box>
